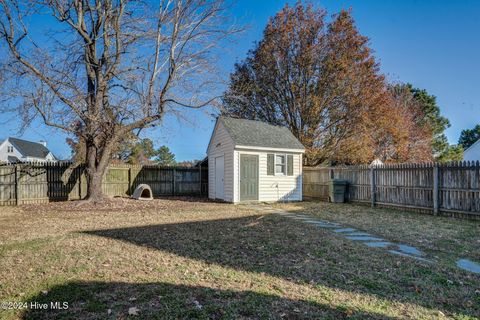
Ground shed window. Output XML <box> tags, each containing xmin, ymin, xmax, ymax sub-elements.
<box><xmin>7</xmin><ymin>146</ymin><xmax>13</xmax><ymax>153</ymax></box>
<box><xmin>268</xmin><ymin>153</ymin><xmax>294</xmax><ymax>176</ymax></box>
<box><xmin>275</xmin><ymin>154</ymin><xmax>286</xmax><ymax>175</ymax></box>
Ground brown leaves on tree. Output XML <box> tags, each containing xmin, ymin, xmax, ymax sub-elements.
<box><xmin>223</xmin><ymin>2</ymin><xmax>433</xmax><ymax>165</ymax></box>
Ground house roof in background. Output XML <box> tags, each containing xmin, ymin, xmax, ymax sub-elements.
<box><xmin>219</xmin><ymin>117</ymin><xmax>304</xmax><ymax>151</ymax></box>
<box><xmin>8</xmin><ymin>137</ymin><xmax>54</xmax><ymax>159</ymax></box>
<box><xmin>7</xmin><ymin>156</ymin><xmax>20</xmax><ymax>163</ymax></box>
<box><xmin>464</xmin><ymin>139</ymin><xmax>480</xmax><ymax>153</ymax></box>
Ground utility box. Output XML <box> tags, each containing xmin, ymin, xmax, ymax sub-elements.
<box><xmin>329</xmin><ymin>179</ymin><xmax>348</xmax><ymax>203</ymax></box>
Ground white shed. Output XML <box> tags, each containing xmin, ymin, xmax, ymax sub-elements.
<box><xmin>464</xmin><ymin>139</ymin><xmax>480</xmax><ymax>161</ymax></box>
<box><xmin>207</xmin><ymin>117</ymin><xmax>305</xmax><ymax>203</ymax></box>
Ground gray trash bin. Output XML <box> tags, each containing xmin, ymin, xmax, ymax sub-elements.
<box><xmin>329</xmin><ymin>179</ymin><xmax>348</xmax><ymax>203</ymax></box>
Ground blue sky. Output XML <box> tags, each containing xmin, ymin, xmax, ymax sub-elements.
<box><xmin>2</xmin><ymin>0</ymin><xmax>479</xmax><ymax>161</ymax></box>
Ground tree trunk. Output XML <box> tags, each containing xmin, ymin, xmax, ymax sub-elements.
<box><xmin>83</xmin><ymin>139</ymin><xmax>112</xmax><ymax>203</ymax></box>
<box><xmin>85</xmin><ymin>169</ymin><xmax>105</xmax><ymax>202</ymax></box>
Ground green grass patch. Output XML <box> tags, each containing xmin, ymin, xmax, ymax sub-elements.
<box><xmin>0</xmin><ymin>199</ymin><xmax>478</xmax><ymax>319</ymax></box>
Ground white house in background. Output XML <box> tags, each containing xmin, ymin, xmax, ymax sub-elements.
<box><xmin>370</xmin><ymin>158</ymin><xmax>384</xmax><ymax>166</ymax></box>
<box><xmin>463</xmin><ymin>139</ymin><xmax>480</xmax><ymax>161</ymax></box>
<box><xmin>207</xmin><ymin>116</ymin><xmax>305</xmax><ymax>203</ymax></box>
<box><xmin>0</xmin><ymin>137</ymin><xmax>56</xmax><ymax>163</ymax></box>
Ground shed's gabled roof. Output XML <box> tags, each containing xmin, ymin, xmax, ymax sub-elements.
<box><xmin>8</xmin><ymin>137</ymin><xmax>54</xmax><ymax>159</ymax></box>
<box><xmin>219</xmin><ymin>117</ymin><xmax>304</xmax><ymax>151</ymax></box>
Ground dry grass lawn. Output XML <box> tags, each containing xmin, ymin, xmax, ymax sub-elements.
<box><xmin>0</xmin><ymin>198</ymin><xmax>479</xmax><ymax>319</ymax></box>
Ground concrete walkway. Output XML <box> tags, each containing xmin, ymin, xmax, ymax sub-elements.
<box><xmin>247</xmin><ymin>204</ymin><xmax>480</xmax><ymax>274</ymax></box>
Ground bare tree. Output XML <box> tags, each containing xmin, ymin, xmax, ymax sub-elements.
<box><xmin>0</xmin><ymin>0</ymin><xmax>237</xmax><ymax>202</ymax></box>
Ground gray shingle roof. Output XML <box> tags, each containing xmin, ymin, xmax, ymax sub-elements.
<box><xmin>8</xmin><ymin>137</ymin><xmax>53</xmax><ymax>159</ymax></box>
<box><xmin>219</xmin><ymin>117</ymin><xmax>304</xmax><ymax>150</ymax></box>
<box><xmin>7</xmin><ymin>156</ymin><xmax>20</xmax><ymax>163</ymax></box>
<box><xmin>465</xmin><ymin>139</ymin><xmax>480</xmax><ymax>153</ymax></box>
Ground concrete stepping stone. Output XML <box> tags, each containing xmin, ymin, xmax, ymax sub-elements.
<box><xmin>333</xmin><ymin>228</ymin><xmax>357</xmax><ymax>233</ymax></box>
<box><xmin>345</xmin><ymin>232</ymin><xmax>372</xmax><ymax>237</ymax></box>
<box><xmin>457</xmin><ymin>259</ymin><xmax>480</xmax><ymax>274</ymax></box>
<box><xmin>388</xmin><ymin>250</ymin><xmax>432</xmax><ymax>263</ymax></box>
<box><xmin>397</xmin><ymin>244</ymin><xmax>424</xmax><ymax>256</ymax></box>
<box><xmin>311</xmin><ymin>222</ymin><xmax>341</xmax><ymax>228</ymax></box>
<box><xmin>309</xmin><ymin>220</ymin><xmax>339</xmax><ymax>225</ymax></box>
<box><xmin>270</xmin><ymin>209</ymin><xmax>443</xmax><ymax>266</ymax></box>
<box><xmin>304</xmin><ymin>219</ymin><xmax>337</xmax><ymax>224</ymax></box>
<box><xmin>345</xmin><ymin>235</ymin><xmax>384</xmax><ymax>241</ymax></box>
<box><xmin>316</xmin><ymin>219</ymin><xmax>339</xmax><ymax>224</ymax></box>
<box><xmin>364</xmin><ymin>241</ymin><xmax>392</xmax><ymax>248</ymax></box>
<box><xmin>303</xmin><ymin>220</ymin><xmax>327</xmax><ymax>224</ymax></box>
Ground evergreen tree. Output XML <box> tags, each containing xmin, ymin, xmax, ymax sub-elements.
<box><xmin>459</xmin><ymin>124</ymin><xmax>480</xmax><ymax>149</ymax></box>
<box><xmin>156</xmin><ymin>146</ymin><xmax>176</xmax><ymax>166</ymax></box>
<box><xmin>408</xmin><ymin>84</ymin><xmax>463</xmax><ymax>162</ymax></box>
<box><xmin>123</xmin><ymin>138</ymin><xmax>158</xmax><ymax>165</ymax></box>
<box><xmin>436</xmin><ymin>144</ymin><xmax>463</xmax><ymax>162</ymax></box>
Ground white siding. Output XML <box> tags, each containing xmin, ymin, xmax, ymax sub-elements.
<box><xmin>207</xmin><ymin>122</ymin><xmax>235</xmax><ymax>201</ymax></box>
<box><xmin>0</xmin><ymin>139</ymin><xmax>57</xmax><ymax>163</ymax></box>
<box><xmin>0</xmin><ymin>140</ymin><xmax>23</xmax><ymax>162</ymax></box>
<box><xmin>24</xmin><ymin>156</ymin><xmax>55</xmax><ymax>163</ymax></box>
<box><xmin>233</xmin><ymin>149</ymin><xmax>302</xmax><ymax>203</ymax></box>
<box><xmin>45</xmin><ymin>152</ymin><xmax>56</xmax><ymax>161</ymax></box>
<box><xmin>464</xmin><ymin>141</ymin><xmax>480</xmax><ymax>161</ymax></box>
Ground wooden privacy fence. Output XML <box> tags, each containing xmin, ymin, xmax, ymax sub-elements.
<box><xmin>303</xmin><ymin>161</ymin><xmax>480</xmax><ymax>217</ymax></box>
<box><xmin>0</xmin><ymin>162</ymin><xmax>208</xmax><ymax>206</ymax></box>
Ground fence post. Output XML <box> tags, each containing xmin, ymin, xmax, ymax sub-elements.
<box><xmin>433</xmin><ymin>164</ymin><xmax>439</xmax><ymax>215</ymax></box>
<box><xmin>172</xmin><ymin>168</ymin><xmax>176</xmax><ymax>196</ymax></box>
<box><xmin>370</xmin><ymin>166</ymin><xmax>375</xmax><ymax>207</ymax></box>
<box><xmin>198</xmin><ymin>164</ymin><xmax>202</xmax><ymax>196</ymax></box>
<box><xmin>128</xmin><ymin>167</ymin><xmax>132</xmax><ymax>195</ymax></box>
<box><xmin>15</xmin><ymin>164</ymin><xmax>20</xmax><ymax>206</ymax></box>
<box><xmin>78</xmin><ymin>169</ymin><xmax>82</xmax><ymax>200</ymax></box>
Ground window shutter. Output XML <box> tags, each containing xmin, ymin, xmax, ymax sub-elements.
<box><xmin>287</xmin><ymin>155</ymin><xmax>293</xmax><ymax>176</ymax></box>
<box><xmin>267</xmin><ymin>154</ymin><xmax>274</xmax><ymax>175</ymax></box>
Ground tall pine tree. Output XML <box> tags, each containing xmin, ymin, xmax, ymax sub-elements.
<box><xmin>156</xmin><ymin>146</ymin><xmax>176</xmax><ymax>166</ymax></box>
<box><xmin>406</xmin><ymin>85</ymin><xmax>462</xmax><ymax>162</ymax></box>
<box><xmin>459</xmin><ymin>124</ymin><xmax>480</xmax><ymax>149</ymax></box>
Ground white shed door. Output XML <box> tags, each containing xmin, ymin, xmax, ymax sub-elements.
<box><xmin>215</xmin><ymin>155</ymin><xmax>224</xmax><ymax>200</ymax></box>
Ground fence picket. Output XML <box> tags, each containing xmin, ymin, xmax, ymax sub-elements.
<box><xmin>0</xmin><ymin>162</ymin><xmax>208</xmax><ymax>205</ymax></box>
<box><xmin>303</xmin><ymin>162</ymin><xmax>480</xmax><ymax>218</ymax></box>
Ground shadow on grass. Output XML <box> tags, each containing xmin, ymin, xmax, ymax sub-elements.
<box><xmin>155</xmin><ymin>196</ymin><xmax>219</xmax><ymax>203</ymax></box>
<box><xmin>22</xmin><ymin>281</ymin><xmax>392</xmax><ymax>319</ymax></box>
<box><xmin>83</xmin><ymin>215</ymin><xmax>479</xmax><ymax>318</ymax></box>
